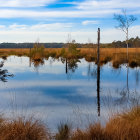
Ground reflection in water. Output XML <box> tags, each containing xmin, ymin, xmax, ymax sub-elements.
<box><xmin>87</xmin><ymin>63</ymin><xmax>97</xmax><ymax>80</ymax></box>
<box><xmin>0</xmin><ymin>56</ymin><xmax>140</xmax><ymax>131</ymax></box>
<box><xmin>97</xmin><ymin>63</ymin><xmax>100</xmax><ymax>116</ymax></box>
<box><xmin>135</xmin><ymin>68</ymin><xmax>139</xmax><ymax>86</ymax></box>
<box><xmin>97</xmin><ymin>28</ymin><xmax>101</xmax><ymax>117</ymax></box>
<box><xmin>115</xmin><ymin>64</ymin><xmax>140</xmax><ymax>108</ymax></box>
<box><xmin>29</xmin><ymin>57</ymin><xmax>44</xmax><ymax>68</ymax></box>
<box><xmin>66</xmin><ymin>58</ymin><xmax>68</xmax><ymax>74</ymax></box>
<box><xmin>116</xmin><ymin>88</ymin><xmax>140</xmax><ymax>108</ymax></box>
<box><xmin>127</xmin><ymin>65</ymin><xmax>129</xmax><ymax>96</ymax></box>
<box><xmin>67</xmin><ymin>59</ymin><xmax>80</xmax><ymax>73</ymax></box>
<box><xmin>65</xmin><ymin>58</ymin><xmax>80</xmax><ymax>78</ymax></box>
<box><xmin>0</xmin><ymin>61</ymin><xmax>13</xmax><ymax>82</ymax></box>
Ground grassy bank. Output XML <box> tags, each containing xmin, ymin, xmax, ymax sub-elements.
<box><xmin>0</xmin><ymin>106</ymin><xmax>140</xmax><ymax>140</ymax></box>
<box><xmin>0</xmin><ymin>48</ymin><xmax>140</xmax><ymax>68</ymax></box>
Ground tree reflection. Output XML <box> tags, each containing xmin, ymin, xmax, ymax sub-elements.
<box><xmin>62</xmin><ymin>57</ymin><xmax>80</xmax><ymax>78</ymax></box>
<box><xmin>0</xmin><ymin>61</ymin><xmax>14</xmax><ymax>82</ymax></box>
<box><xmin>67</xmin><ymin>59</ymin><xmax>80</xmax><ymax>73</ymax></box>
<box><xmin>31</xmin><ymin>58</ymin><xmax>44</xmax><ymax>68</ymax></box>
<box><xmin>87</xmin><ymin>62</ymin><xmax>97</xmax><ymax>80</ymax></box>
<box><xmin>135</xmin><ymin>68</ymin><xmax>140</xmax><ymax>86</ymax></box>
<box><xmin>115</xmin><ymin>66</ymin><xmax>140</xmax><ymax>107</ymax></box>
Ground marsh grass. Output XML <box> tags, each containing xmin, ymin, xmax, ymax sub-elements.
<box><xmin>105</xmin><ymin>106</ymin><xmax>140</xmax><ymax>140</ymax></box>
<box><xmin>0</xmin><ymin>107</ymin><xmax>139</xmax><ymax>139</ymax></box>
<box><xmin>55</xmin><ymin>107</ymin><xmax>140</xmax><ymax>140</ymax></box>
<box><xmin>55</xmin><ymin>123</ymin><xmax>71</xmax><ymax>140</ymax></box>
<box><xmin>71</xmin><ymin>123</ymin><xmax>105</xmax><ymax>140</ymax></box>
<box><xmin>0</xmin><ymin>116</ymin><xmax>49</xmax><ymax>140</ymax></box>
<box><xmin>0</xmin><ymin>48</ymin><xmax>140</xmax><ymax>68</ymax></box>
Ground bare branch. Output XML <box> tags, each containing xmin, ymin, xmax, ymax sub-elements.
<box><xmin>114</xmin><ymin>9</ymin><xmax>137</xmax><ymax>37</ymax></box>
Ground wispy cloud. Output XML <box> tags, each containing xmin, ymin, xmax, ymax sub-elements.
<box><xmin>0</xmin><ymin>0</ymin><xmax>139</xmax><ymax>43</ymax></box>
<box><xmin>82</xmin><ymin>20</ymin><xmax>99</xmax><ymax>25</ymax></box>
<box><xmin>0</xmin><ymin>0</ymin><xmax>56</xmax><ymax>7</ymax></box>
<box><xmin>0</xmin><ymin>25</ymin><xmax>140</xmax><ymax>43</ymax></box>
<box><xmin>0</xmin><ymin>1</ymin><xmax>139</xmax><ymax>19</ymax></box>
<box><xmin>77</xmin><ymin>0</ymin><xmax>140</xmax><ymax>10</ymax></box>
<box><xmin>1</xmin><ymin>23</ymin><xmax>73</xmax><ymax>31</ymax></box>
<box><xmin>0</xmin><ymin>9</ymin><xmax>119</xmax><ymax>19</ymax></box>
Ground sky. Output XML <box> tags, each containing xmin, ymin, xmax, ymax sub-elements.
<box><xmin>0</xmin><ymin>0</ymin><xmax>140</xmax><ymax>43</ymax></box>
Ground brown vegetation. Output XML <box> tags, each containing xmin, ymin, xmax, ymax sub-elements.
<box><xmin>0</xmin><ymin>48</ymin><xmax>140</xmax><ymax>68</ymax></box>
<box><xmin>0</xmin><ymin>117</ymin><xmax>49</xmax><ymax>140</ymax></box>
<box><xmin>0</xmin><ymin>106</ymin><xmax>139</xmax><ymax>140</ymax></box>
<box><xmin>57</xmin><ymin>106</ymin><xmax>140</xmax><ymax>140</ymax></box>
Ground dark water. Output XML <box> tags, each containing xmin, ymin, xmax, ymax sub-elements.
<box><xmin>0</xmin><ymin>56</ymin><xmax>140</xmax><ymax>131</ymax></box>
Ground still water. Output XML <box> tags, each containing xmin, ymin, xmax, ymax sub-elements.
<box><xmin>0</xmin><ymin>56</ymin><xmax>140</xmax><ymax>131</ymax></box>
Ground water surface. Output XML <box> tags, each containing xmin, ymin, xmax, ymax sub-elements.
<box><xmin>0</xmin><ymin>56</ymin><xmax>140</xmax><ymax>131</ymax></box>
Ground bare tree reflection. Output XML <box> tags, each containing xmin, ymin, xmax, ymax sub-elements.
<box><xmin>87</xmin><ymin>62</ymin><xmax>97</xmax><ymax>80</ymax></box>
<box><xmin>115</xmin><ymin>66</ymin><xmax>140</xmax><ymax>107</ymax></box>
<box><xmin>62</xmin><ymin>57</ymin><xmax>80</xmax><ymax>79</ymax></box>
<box><xmin>135</xmin><ymin>68</ymin><xmax>140</xmax><ymax>86</ymax></box>
<box><xmin>0</xmin><ymin>61</ymin><xmax>14</xmax><ymax>82</ymax></box>
<box><xmin>115</xmin><ymin>89</ymin><xmax>140</xmax><ymax>109</ymax></box>
<box><xmin>126</xmin><ymin>65</ymin><xmax>129</xmax><ymax>95</ymax></box>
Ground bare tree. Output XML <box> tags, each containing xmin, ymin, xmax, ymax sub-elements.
<box><xmin>114</xmin><ymin>9</ymin><xmax>137</xmax><ymax>58</ymax></box>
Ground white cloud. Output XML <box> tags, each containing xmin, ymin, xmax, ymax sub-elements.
<box><xmin>9</xmin><ymin>23</ymin><xmax>28</xmax><ymax>30</ymax></box>
<box><xmin>0</xmin><ymin>25</ymin><xmax>6</xmax><ymax>29</ymax></box>
<box><xmin>0</xmin><ymin>0</ymin><xmax>139</xmax><ymax>20</ymax></box>
<box><xmin>77</xmin><ymin>0</ymin><xmax>140</xmax><ymax>10</ymax></box>
<box><xmin>0</xmin><ymin>24</ymin><xmax>140</xmax><ymax>43</ymax></box>
<box><xmin>0</xmin><ymin>0</ymin><xmax>56</xmax><ymax>7</ymax></box>
<box><xmin>0</xmin><ymin>0</ymin><xmax>139</xmax><ymax>19</ymax></box>
<box><xmin>1</xmin><ymin>23</ymin><xmax>73</xmax><ymax>31</ymax></box>
<box><xmin>82</xmin><ymin>20</ymin><xmax>99</xmax><ymax>25</ymax></box>
<box><xmin>0</xmin><ymin>9</ymin><xmax>120</xmax><ymax>19</ymax></box>
<box><xmin>30</xmin><ymin>23</ymin><xmax>73</xmax><ymax>31</ymax></box>
<box><xmin>0</xmin><ymin>30</ymin><xmax>94</xmax><ymax>43</ymax></box>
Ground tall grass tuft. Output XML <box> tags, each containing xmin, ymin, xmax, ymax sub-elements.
<box><xmin>71</xmin><ymin>123</ymin><xmax>105</xmax><ymax>140</ymax></box>
<box><xmin>55</xmin><ymin>123</ymin><xmax>71</xmax><ymax>140</ymax></box>
<box><xmin>0</xmin><ymin>117</ymin><xmax>49</xmax><ymax>140</ymax></box>
<box><xmin>105</xmin><ymin>106</ymin><xmax>140</xmax><ymax>140</ymax></box>
<box><xmin>71</xmin><ymin>107</ymin><xmax>140</xmax><ymax>140</ymax></box>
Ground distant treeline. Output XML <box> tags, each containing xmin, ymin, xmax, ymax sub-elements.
<box><xmin>0</xmin><ymin>36</ymin><xmax>140</xmax><ymax>48</ymax></box>
<box><xmin>103</xmin><ymin>36</ymin><xmax>140</xmax><ymax>48</ymax></box>
<box><xmin>83</xmin><ymin>36</ymin><xmax>140</xmax><ymax>48</ymax></box>
<box><xmin>0</xmin><ymin>43</ymin><xmax>65</xmax><ymax>48</ymax></box>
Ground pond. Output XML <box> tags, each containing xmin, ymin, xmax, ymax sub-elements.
<box><xmin>0</xmin><ymin>56</ymin><xmax>140</xmax><ymax>131</ymax></box>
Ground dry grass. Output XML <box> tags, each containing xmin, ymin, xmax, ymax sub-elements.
<box><xmin>55</xmin><ymin>107</ymin><xmax>140</xmax><ymax>140</ymax></box>
<box><xmin>0</xmin><ymin>117</ymin><xmax>49</xmax><ymax>140</ymax></box>
<box><xmin>55</xmin><ymin>123</ymin><xmax>71</xmax><ymax>140</ymax></box>
<box><xmin>105</xmin><ymin>106</ymin><xmax>140</xmax><ymax>140</ymax></box>
<box><xmin>71</xmin><ymin>123</ymin><xmax>105</xmax><ymax>140</ymax></box>
<box><xmin>0</xmin><ymin>107</ymin><xmax>139</xmax><ymax>139</ymax></box>
<box><xmin>1</xmin><ymin>48</ymin><xmax>140</xmax><ymax>68</ymax></box>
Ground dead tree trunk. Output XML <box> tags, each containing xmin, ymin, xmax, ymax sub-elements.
<box><xmin>97</xmin><ymin>28</ymin><xmax>100</xmax><ymax>117</ymax></box>
<box><xmin>97</xmin><ymin>28</ymin><xmax>100</xmax><ymax>65</ymax></box>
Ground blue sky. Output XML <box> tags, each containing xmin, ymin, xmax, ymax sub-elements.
<box><xmin>0</xmin><ymin>0</ymin><xmax>140</xmax><ymax>43</ymax></box>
